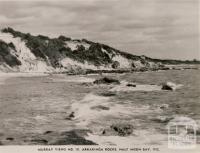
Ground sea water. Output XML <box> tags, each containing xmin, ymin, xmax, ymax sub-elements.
<box><xmin>0</xmin><ymin>69</ymin><xmax>199</xmax><ymax>145</ymax></box>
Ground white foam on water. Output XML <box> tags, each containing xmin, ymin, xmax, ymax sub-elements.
<box><xmin>33</xmin><ymin>115</ymin><xmax>49</xmax><ymax>122</ymax></box>
<box><xmin>86</xmin><ymin>129</ymin><xmax>166</xmax><ymax>145</ymax></box>
<box><xmin>109</xmin><ymin>81</ymin><xmax>162</xmax><ymax>92</ymax></box>
<box><xmin>71</xmin><ymin>93</ymin><xmax>111</xmax><ymax>126</ymax></box>
<box><xmin>52</xmin><ymin>75</ymin><xmax>95</xmax><ymax>83</ymax></box>
<box><xmin>108</xmin><ymin>103</ymin><xmax>161</xmax><ymax>116</ymax></box>
<box><xmin>86</xmin><ymin>133</ymin><xmax>136</xmax><ymax>145</ymax></box>
<box><xmin>71</xmin><ymin>92</ymin><xmax>161</xmax><ymax>127</ymax></box>
<box><xmin>164</xmin><ymin>81</ymin><xmax>183</xmax><ymax>91</ymax></box>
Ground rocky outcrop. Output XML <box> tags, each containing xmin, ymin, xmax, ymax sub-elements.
<box><xmin>102</xmin><ymin>123</ymin><xmax>134</xmax><ymax>136</ymax></box>
<box><xmin>6</xmin><ymin>137</ymin><xmax>14</xmax><ymax>141</ymax></box>
<box><xmin>162</xmin><ymin>82</ymin><xmax>175</xmax><ymax>90</ymax></box>
<box><xmin>161</xmin><ymin>82</ymin><xmax>182</xmax><ymax>91</ymax></box>
<box><xmin>65</xmin><ymin>112</ymin><xmax>75</xmax><ymax>120</ymax></box>
<box><xmin>30</xmin><ymin>138</ymin><xmax>48</xmax><ymax>145</ymax></box>
<box><xmin>99</xmin><ymin>92</ymin><xmax>116</xmax><ymax>97</ymax></box>
<box><xmin>111</xmin><ymin>61</ymin><xmax>120</xmax><ymax>69</ymax></box>
<box><xmin>151</xmin><ymin>116</ymin><xmax>174</xmax><ymax>123</ymax></box>
<box><xmin>93</xmin><ymin>77</ymin><xmax>120</xmax><ymax>85</ymax></box>
<box><xmin>90</xmin><ymin>105</ymin><xmax>110</xmax><ymax>111</ymax></box>
<box><xmin>14</xmin><ymin>129</ymin><xmax>96</xmax><ymax>145</ymax></box>
<box><xmin>126</xmin><ymin>83</ymin><xmax>136</xmax><ymax>87</ymax></box>
<box><xmin>50</xmin><ymin>130</ymin><xmax>96</xmax><ymax>145</ymax></box>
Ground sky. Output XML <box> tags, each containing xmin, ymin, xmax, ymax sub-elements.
<box><xmin>0</xmin><ymin>0</ymin><xmax>199</xmax><ymax>60</ymax></box>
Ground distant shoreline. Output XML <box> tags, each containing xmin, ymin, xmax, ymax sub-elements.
<box><xmin>0</xmin><ymin>64</ymin><xmax>199</xmax><ymax>76</ymax></box>
<box><xmin>65</xmin><ymin>64</ymin><xmax>200</xmax><ymax>75</ymax></box>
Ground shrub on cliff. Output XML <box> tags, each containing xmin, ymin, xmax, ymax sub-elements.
<box><xmin>58</xmin><ymin>35</ymin><xmax>71</xmax><ymax>41</ymax></box>
<box><xmin>112</xmin><ymin>61</ymin><xmax>120</xmax><ymax>69</ymax></box>
<box><xmin>0</xmin><ymin>40</ymin><xmax>21</xmax><ymax>67</ymax></box>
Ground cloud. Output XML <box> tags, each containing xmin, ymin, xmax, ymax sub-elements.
<box><xmin>0</xmin><ymin>0</ymin><xmax>199</xmax><ymax>60</ymax></box>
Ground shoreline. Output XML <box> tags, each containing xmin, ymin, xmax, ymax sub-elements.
<box><xmin>0</xmin><ymin>65</ymin><xmax>199</xmax><ymax>76</ymax></box>
<box><xmin>0</xmin><ymin>65</ymin><xmax>198</xmax><ymax>87</ymax></box>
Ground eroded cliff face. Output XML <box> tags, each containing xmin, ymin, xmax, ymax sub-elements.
<box><xmin>0</xmin><ymin>27</ymin><xmax>164</xmax><ymax>73</ymax></box>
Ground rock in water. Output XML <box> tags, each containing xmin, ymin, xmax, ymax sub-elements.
<box><xmin>126</xmin><ymin>83</ymin><xmax>136</xmax><ymax>87</ymax></box>
<box><xmin>51</xmin><ymin>129</ymin><xmax>96</xmax><ymax>145</ymax></box>
<box><xmin>102</xmin><ymin>123</ymin><xmax>134</xmax><ymax>136</ymax></box>
<box><xmin>6</xmin><ymin>137</ymin><xmax>14</xmax><ymax>141</ymax></box>
<box><xmin>159</xmin><ymin>104</ymin><xmax>169</xmax><ymax>110</ymax></box>
<box><xmin>111</xmin><ymin>124</ymin><xmax>134</xmax><ymax>136</ymax></box>
<box><xmin>44</xmin><ymin>131</ymin><xmax>54</xmax><ymax>134</ymax></box>
<box><xmin>93</xmin><ymin>77</ymin><xmax>120</xmax><ymax>85</ymax></box>
<box><xmin>90</xmin><ymin>105</ymin><xmax>110</xmax><ymax>111</ymax></box>
<box><xmin>99</xmin><ymin>92</ymin><xmax>116</xmax><ymax>97</ymax></box>
<box><xmin>30</xmin><ymin>138</ymin><xmax>48</xmax><ymax>145</ymax></box>
<box><xmin>162</xmin><ymin>82</ymin><xmax>178</xmax><ymax>91</ymax></box>
<box><xmin>69</xmin><ymin>112</ymin><xmax>75</xmax><ymax>118</ymax></box>
<box><xmin>152</xmin><ymin>116</ymin><xmax>174</xmax><ymax>123</ymax></box>
<box><xmin>65</xmin><ymin>112</ymin><xmax>75</xmax><ymax>120</ymax></box>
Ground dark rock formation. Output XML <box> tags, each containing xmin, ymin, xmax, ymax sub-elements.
<box><xmin>81</xmin><ymin>82</ymin><xmax>93</xmax><ymax>86</ymax></box>
<box><xmin>196</xmin><ymin>129</ymin><xmax>200</xmax><ymax>135</ymax></box>
<box><xmin>65</xmin><ymin>112</ymin><xmax>75</xmax><ymax>120</ymax></box>
<box><xmin>99</xmin><ymin>92</ymin><xmax>116</xmax><ymax>97</ymax></box>
<box><xmin>44</xmin><ymin>131</ymin><xmax>54</xmax><ymax>134</ymax></box>
<box><xmin>93</xmin><ymin>77</ymin><xmax>120</xmax><ymax>85</ymax></box>
<box><xmin>30</xmin><ymin>138</ymin><xmax>48</xmax><ymax>145</ymax></box>
<box><xmin>159</xmin><ymin>104</ymin><xmax>169</xmax><ymax>110</ymax></box>
<box><xmin>138</xmin><ymin>67</ymin><xmax>148</xmax><ymax>72</ymax></box>
<box><xmin>69</xmin><ymin>112</ymin><xmax>75</xmax><ymax>118</ymax></box>
<box><xmin>126</xmin><ymin>83</ymin><xmax>136</xmax><ymax>87</ymax></box>
<box><xmin>152</xmin><ymin>116</ymin><xmax>173</xmax><ymax>123</ymax></box>
<box><xmin>50</xmin><ymin>130</ymin><xmax>96</xmax><ymax>145</ymax></box>
<box><xmin>161</xmin><ymin>82</ymin><xmax>177</xmax><ymax>91</ymax></box>
<box><xmin>6</xmin><ymin>137</ymin><xmax>14</xmax><ymax>141</ymax></box>
<box><xmin>90</xmin><ymin>105</ymin><xmax>110</xmax><ymax>111</ymax></box>
<box><xmin>162</xmin><ymin>85</ymin><xmax>173</xmax><ymax>90</ymax></box>
<box><xmin>112</xmin><ymin>61</ymin><xmax>120</xmax><ymax>69</ymax></box>
<box><xmin>160</xmin><ymin>67</ymin><xmax>170</xmax><ymax>70</ymax></box>
<box><xmin>102</xmin><ymin>123</ymin><xmax>134</xmax><ymax>136</ymax></box>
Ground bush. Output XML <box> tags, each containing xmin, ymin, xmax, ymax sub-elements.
<box><xmin>112</xmin><ymin>61</ymin><xmax>120</xmax><ymax>69</ymax></box>
<box><xmin>58</xmin><ymin>35</ymin><xmax>71</xmax><ymax>41</ymax></box>
<box><xmin>0</xmin><ymin>40</ymin><xmax>21</xmax><ymax>67</ymax></box>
